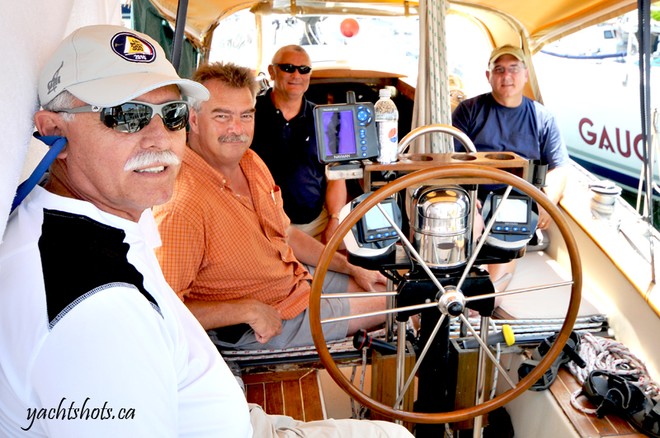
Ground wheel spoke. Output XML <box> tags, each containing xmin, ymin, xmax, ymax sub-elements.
<box><xmin>458</xmin><ymin>313</ymin><xmax>517</xmax><ymax>388</ymax></box>
<box><xmin>464</xmin><ymin>280</ymin><xmax>574</xmax><ymax>302</ymax></box>
<box><xmin>320</xmin><ymin>300</ymin><xmax>439</xmax><ymax>325</ymax></box>
<box><xmin>456</xmin><ymin>186</ymin><xmax>513</xmax><ymax>292</ymax></box>
<box><xmin>376</xmin><ymin>203</ymin><xmax>447</xmax><ymax>295</ymax></box>
<box><xmin>322</xmin><ymin>291</ymin><xmax>398</xmax><ymax>299</ymax></box>
<box><xmin>394</xmin><ymin>313</ymin><xmax>447</xmax><ymax>407</ymax></box>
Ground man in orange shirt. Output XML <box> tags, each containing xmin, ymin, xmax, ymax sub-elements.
<box><xmin>154</xmin><ymin>62</ymin><xmax>387</xmax><ymax>350</ymax></box>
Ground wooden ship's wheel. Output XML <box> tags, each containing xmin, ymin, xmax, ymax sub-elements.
<box><xmin>310</xmin><ymin>127</ymin><xmax>581</xmax><ymax>425</ymax></box>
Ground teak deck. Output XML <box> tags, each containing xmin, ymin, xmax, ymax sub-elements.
<box><xmin>243</xmin><ymin>369</ymin><xmax>326</xmax><ymax>422</ymax></box>
<box><xmin>549</xmin><ymin>368</ymin><xmax>645</xmax><ymax>437</ymax></box>
<box><xmin>242</xmin><ymin>360</ymin><xmax>648</xmax><ymax>437</ymax></box>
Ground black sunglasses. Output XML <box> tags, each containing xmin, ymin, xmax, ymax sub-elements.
<box><xmin>274</xmin><ymin>63</ymin><xmax>312</xmax><ymax>75</ymax></box>
<box><xmin>59</xmin><ymin>101</ymin><xmax>190</xmax><ymax>133</ymax></box>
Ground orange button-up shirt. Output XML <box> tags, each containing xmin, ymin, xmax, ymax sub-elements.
<box><xmin>153</xmin><ymin>147</ymin><xmax>311</xmax><ymax>320</ymax></box>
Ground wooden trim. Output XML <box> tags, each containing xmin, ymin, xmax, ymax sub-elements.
<box><xmin>311</xmin><ymin>67</ymin><xmax>404</xmax><ymax>80</ymax></box>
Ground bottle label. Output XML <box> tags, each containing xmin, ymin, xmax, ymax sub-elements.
<box><xmin>377</xmin><ymin>120</ymin><xmax>398</xmax><ymax>164</ymax></box>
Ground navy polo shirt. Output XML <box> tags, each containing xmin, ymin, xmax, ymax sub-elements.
<box><xmin>251</xmin><ymin>89</ymin><xmax>326</xmax><ymax>224</ymax></box>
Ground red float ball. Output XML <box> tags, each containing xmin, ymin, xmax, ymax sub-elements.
<box><xmin>340</xmin><ymin>18</ymin><xmax>359</xmax><ymax>38</ymax></box>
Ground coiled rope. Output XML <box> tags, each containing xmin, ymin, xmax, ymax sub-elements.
<box><xmin>567</xmin><ymin>332</ymin><xmax>660</xmax><ymax>414</ymax></box>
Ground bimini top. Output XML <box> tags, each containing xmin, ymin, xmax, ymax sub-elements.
<box><xmin>148</xmin><ymin>0</ymin><xmax>637</xmax><ymax>52</ymax></box>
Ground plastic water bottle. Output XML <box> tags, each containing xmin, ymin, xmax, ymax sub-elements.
<box><xmin>375</xmin><ymin>88</ymin><xmax>399</xmax><ymax>164</ymax></box>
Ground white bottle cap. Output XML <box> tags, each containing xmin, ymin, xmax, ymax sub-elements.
<box><xmin>379</xmin><ymin>88</ymin><xmax>391</xmax><ymax>98</ymax></box>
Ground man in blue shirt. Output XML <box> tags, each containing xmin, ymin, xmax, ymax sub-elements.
<box><xmin>452</xmin><ymin>44</ymin><xmax>568</xmax><ymax>292</ymax></box>
<box><xmin>251</xmin><ymin>45</ymin><xmax>347</xmax><ymax>243</ymax></box>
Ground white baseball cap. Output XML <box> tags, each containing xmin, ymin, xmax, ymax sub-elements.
<box><xmin>38</xmin><ymin>24</ymin><xmax>209</xmax><ymax>107</ymax></box>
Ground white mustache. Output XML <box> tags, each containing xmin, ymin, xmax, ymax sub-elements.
<box><xmin>124</xmin><ymin>150</ymin><xmax>181</xmax><ymax>172</ymax></box>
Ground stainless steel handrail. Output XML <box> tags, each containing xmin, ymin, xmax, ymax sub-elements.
<box><xmin>397</xmin><ymin>123</ymin><xmax>477</xmax><ymax>155</ymax></box>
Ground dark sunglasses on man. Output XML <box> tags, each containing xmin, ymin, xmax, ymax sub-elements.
<box><xmin>273</xmin><ymin>63</ymin><xmax>312</xmax><ymax>75</ymax></box>
<box><xmin>58</xmin><ymin>101</ymin><xmax>190</xmax><ymax>133</ymax></box>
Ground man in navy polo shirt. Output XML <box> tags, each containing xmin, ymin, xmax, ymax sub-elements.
<box><xmin>251</xmin><ymin>45</ymin><xmax>348</xmax><ymax>243</ymax></box>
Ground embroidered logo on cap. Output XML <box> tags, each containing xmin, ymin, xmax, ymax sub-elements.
<box><xmin>47</xmin><ymin>61</ymin><xmax>64</xmax><ymax>96</ymax></box>
<box><xmin>111</xmin><ymin>32</ymin><xmax>156</xmax><ymax>63</ymax></box>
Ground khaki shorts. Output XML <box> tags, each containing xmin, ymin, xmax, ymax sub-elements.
<box><xmin>292</xmin><ymin>208</ymin><xmax>329</xmax><ymax>240</ymax></box>
<box><xmin>249</xmin><ymin>403</ymin><xmax>415</xmax><ymax>437</ymax></box>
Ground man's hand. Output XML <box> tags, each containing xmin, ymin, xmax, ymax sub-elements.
<box><xmin>537</xmin><ymin>205</ymin><xmax>551</xmax><ymax>230</ymax></box>
<box><xmin>246</xmin><ymin>300</ymin><xmax>283</xmax><ymax>344</ymax></box>
<box><xmin>348</xmin><ymin>265</ymin><xmax>388</xmax><ymax>292</ymax></box>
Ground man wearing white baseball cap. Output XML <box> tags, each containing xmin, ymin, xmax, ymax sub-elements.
<box><xmin>0</xmin><ymin>24</ymin><xmax>413</xmax><ymax>438</ymax></box>
<box><xmin>0</xmin><ymin>24</ymin><xmax>252</xmax><ymax>437</ymax></box>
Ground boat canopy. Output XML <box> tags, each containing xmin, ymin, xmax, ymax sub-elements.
<box><xmin>150</xmin><ymin>0</ymin><xmax>639</xmax><ymax>52</ymax></box>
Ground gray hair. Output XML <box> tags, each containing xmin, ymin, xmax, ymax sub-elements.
<box><xmin>43</xmin><ymin>91</ymin><xmax>77</xmax><ymax>121</ymax></box>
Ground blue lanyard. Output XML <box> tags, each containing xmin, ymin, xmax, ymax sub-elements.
<box><xmin>11</xmin><ymin>134</ymin><xmax>67</xmax><ymax>213</ymax></box>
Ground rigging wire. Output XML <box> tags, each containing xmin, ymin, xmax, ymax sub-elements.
<box><xmin>635</xmin><ymin>0</ymin><xmax>656</xmax><ymax>282</ymax></box>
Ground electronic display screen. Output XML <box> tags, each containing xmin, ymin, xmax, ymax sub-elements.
<box><xmin>364</xmin><ymin>202</ymin><xmax>395</xmax><ymax>230</ymax></box>
<box><xmin>321</xmin><ymin>110</ymin><xmax>357</xmax><ymax>156</ymax></box>
<box><xmin>314</xmin><ymin>103</ymin><xmax>379</xmax><ymax>163</ymax></box>
<box><xmin>351</xmin><ymin>195</ymin><xmax>401</xmax><ymax>245</ymax></box>
<box><xmin>482</xmin><ymin>192</ymin><xmax>537</xmax><ymax>249</ymax></box>
<box><xmin>494</xmin><ymin>197</ymin><xmax>529</xmax><ymax>223</ymax></box>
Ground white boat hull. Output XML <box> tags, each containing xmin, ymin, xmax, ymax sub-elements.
<box><xmin>536</xmin><ymin>53</ymin><xmax>660</xmax><ymax>193</ymax></box>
